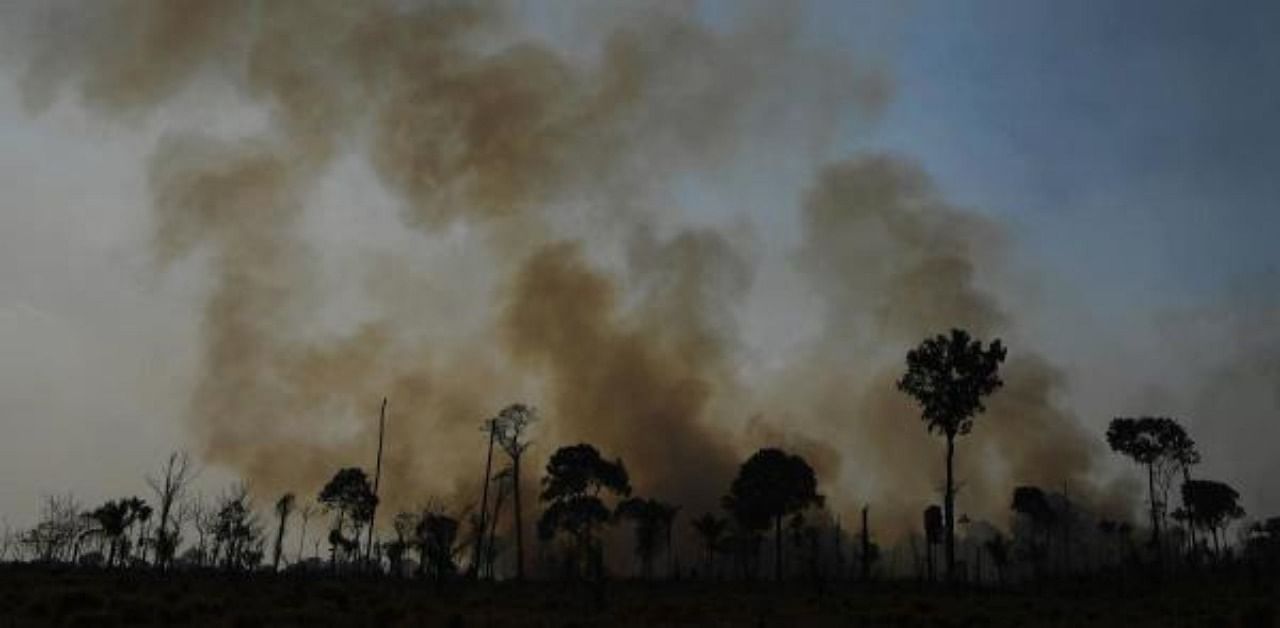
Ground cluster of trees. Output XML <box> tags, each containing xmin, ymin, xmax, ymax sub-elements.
<box><xmin>1106</xmin><ymin>416</ymin><xmax>1250</xmax><ymax>565</ymax></box>
<box><xmin>4</xmin><ymin>328</ymin><xmax>1277</xmax><ymax>587</ymax></box>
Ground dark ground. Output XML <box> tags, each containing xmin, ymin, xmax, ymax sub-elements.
<box><xmin>0</xmin><ymin>566</ymin><xmax>1275</xmax><ymax>627</ymax></box>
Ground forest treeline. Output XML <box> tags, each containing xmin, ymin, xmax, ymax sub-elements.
<box><xmin>4</xmin><ymin>329</ymin><xmax>1278</xmax><ymax>588</ymax></box>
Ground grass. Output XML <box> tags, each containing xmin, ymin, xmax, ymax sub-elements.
<box><xmin>0</xmin><ymin>565</ymin><xmax>1274</xmax><ymax>627</ymax></box>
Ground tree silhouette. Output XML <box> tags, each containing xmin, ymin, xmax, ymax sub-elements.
<box><xmin>924</xmin><ymin>505</ymin><xmax>943</xmax><ymax>582</ymax></box>
<box><xmin>723</xmin><ymin>525</ymin><xmax>765</xmax><ymax>580</ymax></box>
<box><xmin>493</xmin><ymin>403</ymin><xmax>537</xmax><ymax>581</ymax></box>
<box><xmin>213</xmin><ymin>485</ymin><xmax>262</xmax><ymax>571</ymax></box>
<box><xmin>722</xmin><ymin>448</ymin><xmax>823</xmax><ymax>582</ymax></box>
<box><xmin>983</xmin><ymin>533</ymin><xmax>1010</xmax><ymax>586</ymax></box>
<box><xmin>295</xmin><ymin>501</ymin><xmax>318</xmax><ymax>565</ymax></box>
<box><xmin>1246</xmin><ymin>517</ymin><xmax>1280</xmax><ymax>567</ymax></box>
<box><xmin>416</xmin><ymin>508</ymin><xmax>461</xmax><ymax>582</ymax></box>
<box><xmin>271</xmin><ymin>493</ymin><xmax>295</xmax><ymax>572</ymax></box>
<box><xmin>691</xmin><ymin>513</ymin><xmax>727</xmax><ymax>579</ymax></box>
<box><xmin>1106</xmin><ymin>416</ymin><xmax>1195</xmax><ymax>551</ymax></box>
<box><xmin>538</xmin><ymin>443</ymin><xmax>631</xmax><ymax>580</ymax></box>
<box><xmin>657</xmin><ymin>501</ymin><xmax>680</xmax><ymax>578</ymax></box>
<box><xmin>146</xmin><ymin>452</ymin><xmax>196</xmax><ymax>570</ymax></box>
<box><xmin>190</xmin><ymin>497</ymin><xmax>217</xmax><ymax>567</ymax></box>
<box><xmin>1181</xmin><ymin>479</ymin><xmax>1245</xmax><ymax>560</ymax></box>
<box><xmin>318</xmin><ymin>468</ymin><xmax>378</xmax><ymax>569</ymax></box>
<box><xmin>897</xmin><ymin>328</ymin><xmax>1006</xmax><ymax>581</ymax></box>
<box><xmin>127</xmin><ymin>498</ymin><xmax>153</xmax><ymax>565</ymax></box>
<box><xmin>615</xmin><ymin>497</ymin><xmax>677</xmax><ymax>580</ymax></box>
<box><xmin>386</xmin><ymin>511</ymin><xmax>418</xmax><ymax>577</ymax></box>
<box><xmin>1011</xmin><ymin>486</ymin><xmax>1055</xmax><ymax>578</ymax></box>
<box><xmin>86</xmin><ymin>500</ymin><xmax>131</xmax><ymax>568</ymax></box>
<box><xmin>787</xmin><ymin>512</ymin><xmax>821</xmax><ymax>581</ymax></box>
<box><xmin>858</xmin><ymin>506</ymin><xmax>880</xmax><ymax>582</ymax></box>
<box><xmin>25</xmin><ymin>495</ymin><xmax>90</xmax><ymax>564</ymax></box>
<box><xmin>483</xmin><ymin>466</ymin><xmax>514</xmax><ymax>578</ymax></box>
<box><xmin>1162</xmin><ymin>421</ymin><xmax>1201</xmax><ymax>555</ymax></box>
<box><xmin>471</xmin><ymin>416</ymin><xmax>500</xmax><ymax>579</ymax></box>
<box><xmin>84</xmin><ymin>497</ymin><xmax>151</xmax><ymax>568</ymax></box>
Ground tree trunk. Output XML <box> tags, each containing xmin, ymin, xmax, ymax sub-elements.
<box><xmin>944</xmin><ymin>434</ymin><xmax>956</xmax><ymax>582</ymax></box>
<box><xmin>926</xmin><ymin>539</ymin><xmax>934</xmax><ymax>583</ymax></box>
<box><xmin>273</xmin><ymin>513</ymin><xmax>287</xmax><ymax>572</ymax></box>
<box><xmin>486</xmin><ymin>485</ymin><xmax>507</xmax><ymax>579</ymax></box>
<box><xmin>471</xmin><ymin>420</ymin><xmax>496</xmax><ymax>579</ymax></box>
<box><xmin>513</xmin><ymin>452</ymin><xmax>524</xmax><ymax>581</ymax></box>
<box><xmin>367</xmin><ymin>398</ymin><xmax>387</xmax><ymax>565</ymax></box>
<box><xmin>774</xmin><ymin>515</ymin><xmax>783</xmax><ymax>582</ymax></box>
<box><xmin>157</xmin><ymin>501</ymin><xmax>172</xmax><ymax>568</ymax></box>
<box><xmin>861</xmin><ymin>505</ymin><xmax>871</xmax><ymax>581</ymax></box>
<box><xmin>705</xmin><ymin>541</ymin><xmax>713</xmax><ymax>579</ymax></box>
<box><xmin>1181</xmin><ymin>466</ymin><xmax>1197</xmax><ymax>561</ymax></box>
<box><xmin>331</xmin><ymin>511</ymin><xmax>345</xmax><ymax>572</ymax></box>
<box><xmin>974</xmin><ymin>545</ymin><xmax>982</xmax><ymax>585</ymax></box>
<box><xmin>1147</xmin><ymin>462</ymin><xmax>1160</xmax><ymax>551</ymax></box>
<box><xmin>666</xmin><ymin>522</ymin><xmax>675</xmax><ymax>580</ymax></box>
<box><xmin>297</xmin><ymin>516</ymin><xmax>308</xmax><ymax>564</ymax></box>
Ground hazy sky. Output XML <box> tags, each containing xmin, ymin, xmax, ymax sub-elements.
<box><xmin>1</xmin><ymin>1</ymin><xmax>1277</xmax><ymax>529</ymax></box>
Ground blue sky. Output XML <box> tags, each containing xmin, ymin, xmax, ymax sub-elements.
<box><xmin>804</xmin><ymin>0</ymin><xmax>1280</xmax><ymax>308</ymax></box>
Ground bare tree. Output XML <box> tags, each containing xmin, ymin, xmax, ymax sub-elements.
<box><xmin>471</xmin><ymin>416</ymin><xmax>499</xmax><ymax>579</ymax></box>
<box><xmin>485</xmin><ymin>467</ymin><xmax>514</xmax><ymax>579</ymax></box>
<box><xmin>163</xmin><ymin>498</ymin><xmax>199</xmax><ymax>565</ymax></box>
<box><xmin>365</xmin><ymin>398</ymin><xmax>388</xmax><ymax>563</ymax></box>
<box><xmin>23</xmin><ymin>494</ymin><xmax>88</xmax><ymax>564</ymax></box>
<box><xmin>296</xmin><ymin>501</ymin><xmax>318</xmax><ymax>565</ymax></box>
<box><xmin>191</xmin><ymin>497</ymin><xmax>218</xmax><ymax>567</ymax></box>
<box><xmin>494</xmin><ymin>403</ymin><xmax>537</xmax><ymax>581</ymax></box>
<box><xmin>272</xmin><ymin>493</ymin><xmax>296</xmax><ymax>572</ymax></box>
<box><xmin>146</xmin><ymin>451</ymin><xmax>198</xmax><ymax>570</ymax></box>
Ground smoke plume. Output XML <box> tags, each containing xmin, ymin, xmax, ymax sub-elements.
<box><xmin>11</xmin><ymin>0</ymin><xmax>1130</xmax><ymax>540</ymax></box>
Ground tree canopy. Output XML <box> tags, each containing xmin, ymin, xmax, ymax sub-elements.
<box><xmin>896</xmin><ymin>328</ymin><xmax>1007</xmax><ymax>438</ymax></box>
<box><xmin>538</xmin><ymin>443</ymin><xmax>631</xmax><ymax>579</ymax></box>
<box><xmin>1182</xmin><ymin>480</ymin><xmax>1245</xmax><ymax>537</ymax></box>
<box><xmin>723</xmin><ymin>448</ymin><xmax>822</xmax><ymax>582</ymax></box>
<box><xmin>897</xmin><ymin>328</ymin><xmax>1005</xmax><ymax>581</ymax></box>
<box><xmin>1106</xmin><ymin>417</ymin><xmax>1195</xmax><ymax>467</ymax></box>
<box><xmin>318</xmin><ymin>468</ymin><xmax>378</xmax><ymax>526</ymax></box>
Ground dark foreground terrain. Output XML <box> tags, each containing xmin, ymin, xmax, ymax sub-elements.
<box><xmin>1</xmin><ymin>566</ymin><xmax>1275</xmax><ymax>627</ymax></box>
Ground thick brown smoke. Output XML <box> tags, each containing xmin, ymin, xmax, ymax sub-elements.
<box><xmin>773</xmin><ymin>156</ymin><xmax>1129</xmax><ymax>535</ymax></box>
<box><xmin>502</xmin><ymin>236</ymin><xmax>746</xmax><ymax>508</ymax></box>
<box><xmin>12</xmin><ymin>0</ymin><xmax>1130</xmax><ymax>541</ymax></box>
